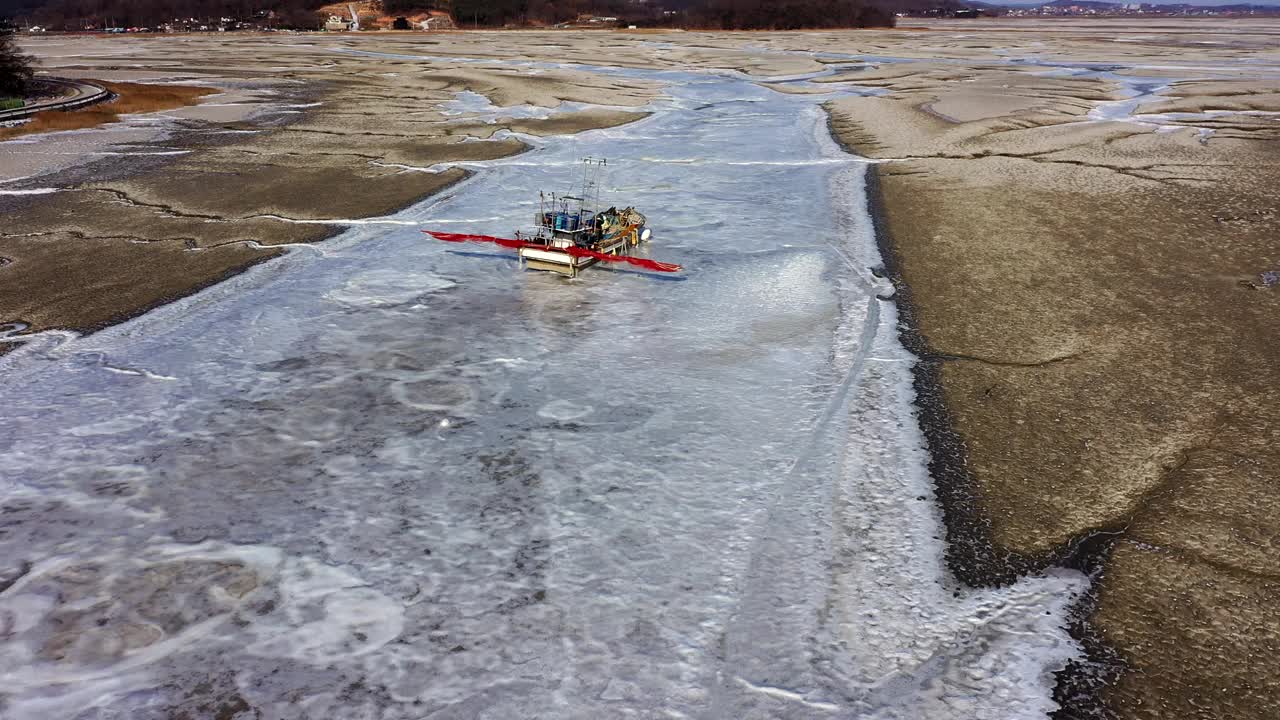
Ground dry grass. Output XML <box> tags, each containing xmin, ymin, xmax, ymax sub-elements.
<box><xmin>0</xmin><ymin>81</ymin><xmax>217</xmax><ymax>140</ymax></box>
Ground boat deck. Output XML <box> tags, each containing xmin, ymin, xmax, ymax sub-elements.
<box><xmin>518</xmin><ymin>235</ymin><xmax>633</xmax><ymax>277</ymax></box>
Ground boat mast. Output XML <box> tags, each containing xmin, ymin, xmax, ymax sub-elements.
<box><xmin>579</xmin><ymin>157</ymin><xmax>606</xmax><ymax>218</ymax></box>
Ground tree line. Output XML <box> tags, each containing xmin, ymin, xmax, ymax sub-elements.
<box><xmin>1</xmin><ymin>30</ymin><xmax>35</xmax><ymax>97</ymax></box>
<box><xmin>409</xmin><ymin>0</ymin><xmax>896</xmax><ymax>29</ymax></box>
<box><xmin>6</xmin><ymin>0</ymin><xmax>332</xmax><ymax>29</ymax></box>
<box><xmin>4</xmin><ymin>0</ymin><xmax>898</xmax><ymax>30</ymax></box>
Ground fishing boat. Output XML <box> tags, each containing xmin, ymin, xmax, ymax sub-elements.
<box><xmin>423</xmin><ymin>158</ymin><xmax>680</xmax><ymax>277</ymax></box>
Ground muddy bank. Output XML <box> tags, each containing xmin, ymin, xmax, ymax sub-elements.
<box><xmin>824</xmin><ymin>28</ymin><xmax>1280</xmax><ymax>718</ymax></box>
<box><xmin>853</xmin><ymin>141</ymin><xmax>1125</xmax><ymax>720</ymax></box>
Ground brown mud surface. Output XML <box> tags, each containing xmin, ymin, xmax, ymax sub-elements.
<box><xmin>826</xmin><ymin>18</ymin><xmax>1280</xmax><ymax>720</ymax></box>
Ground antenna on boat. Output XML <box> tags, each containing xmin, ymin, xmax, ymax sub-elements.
<box><xmin>579</xmin><ymin>157</ymin><xmax>607</xmax><ymax>217</ymax></box>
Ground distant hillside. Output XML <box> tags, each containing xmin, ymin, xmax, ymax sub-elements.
<box><xmin>2</xmin><ymin>0</ymin><xmax>52</xmax><ymax>22</ymax></box>
<box><xmin>3</xmin><ymin>0</ymin><xmax>899</xmax><ymax>30</ymax></box>
<box><xmin>4</xmin><ymin>0</ymin><xmax>335</xmax><ymax>28</ymax></box>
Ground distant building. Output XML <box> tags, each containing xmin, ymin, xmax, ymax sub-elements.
<box><xmin>324</xmin><ymin>14</ymin><xmax>353</xmax><ymax>31</ymax></box>
<box><xmin>421</xmin><ymin>12</ymin><xmax>455</xmax><ymax>30</ymax></box>
<box><xmin>324</xmin><ymin>4</ymin><xmax>361</xmax><ymax>31</ymax></box>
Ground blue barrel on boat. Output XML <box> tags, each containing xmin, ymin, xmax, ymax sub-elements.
<box><xmin>568</xmin><ymin>214</ymin><xmax>579</xmax><ymax>232</ymax></box>
<box><xmin>554</xmin><ymin>213</ymin><xmax>565</xmax><ymax>230</ymax></box>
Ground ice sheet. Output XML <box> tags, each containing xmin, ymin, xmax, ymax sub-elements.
<box><xmin>0</xmin><ymin>59</ymin><xmax>1086</xmax><ymax>718</ymax></box>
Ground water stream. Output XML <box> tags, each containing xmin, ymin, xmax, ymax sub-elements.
<box><xmin>0</xmin><ymin>60</ymin><xmax>1085</xmax><ymax>719</ymax></box>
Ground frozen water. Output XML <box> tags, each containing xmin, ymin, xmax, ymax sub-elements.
<box><xmin>1087</xmin><ymin>79</ymin><xmax>1171</xmax><ymax>123</ymax></box>
<box><xmin>327</xmin><ymin>269</ymin><xmax>457</xmax><ymax>308</ymax></box>
<box><xmin>0</xmin><ymin>61</ymin><xmax>1086</xmax><ymax>718</ymax></box>
<box><xmin>439</xmin><ymin>89</ymin><xmax>645</xmax><ymax>126</ymax></box>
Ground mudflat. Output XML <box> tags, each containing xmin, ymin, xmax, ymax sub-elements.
<box><xmin>824</xmin><ymin>18</ymin><xmax>1280</xmax><ymax>719</ymax></box>
<box><xmin>1</xmin><ymin>33</ymin><xmax>666</xmax><ymax>336</ymax></box>
<box><xmin>4</xmin><ymin>22</ymin><xmax>1279</xmax><ymax>718</ymax></box>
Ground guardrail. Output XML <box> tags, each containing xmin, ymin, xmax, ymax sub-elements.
<box><xmin>0</xmin><ymin>79</ymin><xmax>114</xmax><ymax>122</ymax></box>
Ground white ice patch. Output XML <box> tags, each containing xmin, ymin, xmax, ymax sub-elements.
<box><xmin>0</xmin><ymin>188</ymin><xmax>61</xmax><ymax>195</ymax></box>
<box><xmin>389</xmin><ymin>377</ymin><xmax>478</xmax><ymax>414</ymax></box>
<box><xmin>1094</xmin><ymin>95</ymin><xmax>1280</xmax><ymax>135</ymax></box>
<box><xmin>371</xmin><ymin>160</ymin><xmax>448</xmax><ymax>174</ymax></box>
<box><xmin>440</xmin><ymin>89</ymin><xmax>647</xmax><ymax>124</ymax></box>
<box><xmin>327</xmin><ymin>269</ymin><xmax>455</xmax><ymax>308</ymax></box>
<box><xmin>440</xmin><ymin>89</ymin><xmax>505</xmax><ymax>115</ymax></box>
<box><xmin>537</xmin><ymin>399</ymin><xmax>594</xmax><ymax>421</ymax></box>
<box><xmin>0</xmin><ymin>541</ymin><xmax>403</xmax><ymax>719</ymax></box>
<box><xmin>244</xmin><ymin>556</ymin><xmax>405</xmax><ymax>663</ymax></box>
<box><xmin>259</xmin><ymin>213</ymin><xmax>425</xmax><ymax>226</ymax></box>
<box><xmin>66</xmin><ymin>414</ymin><xmax>155</xmax><ymax>437</ymax></box>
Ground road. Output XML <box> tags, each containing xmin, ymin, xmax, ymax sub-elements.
<box><xmin>0</xmin><ymin>78</ymin><xmax>111</xmax><ymax>121</ymax></box>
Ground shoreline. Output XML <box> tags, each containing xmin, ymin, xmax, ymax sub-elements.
<box><xmin>835</xmin><ymin>112</ymin><xmax>1121</xmax><ymax>718</ymax></box>
<box><xmin>823</xmin><ymin>20</ymin><xmax>1280</xmax><ymax>708</ymax></box>
<box><xmin>0</xmin><ymin>168</ymin><xmax>480</xmax><ymax>354</ymax></box>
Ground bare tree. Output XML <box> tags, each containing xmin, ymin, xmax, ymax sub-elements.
<box><xmin>0</xmin><ymin>30</ymin><xmax>35</xmax><ymax>98</ymax></box>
